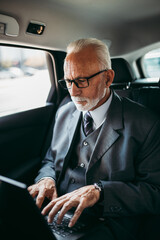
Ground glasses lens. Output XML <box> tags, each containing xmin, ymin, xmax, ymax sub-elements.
<box><xmin>59</xmin><ymin>78</ymin><xmax>89</xmax><ymax>89</ymax></box>
<box><xmin>65</xmin><ymin>80</ymin><xmax>72</xmax><ymax>88</ymax></box>
<box><xmin>75</xmin><ymin>79</ymin><xmax>88</xmax><ymax>88</ymax></box>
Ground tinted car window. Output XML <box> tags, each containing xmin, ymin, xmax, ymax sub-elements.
<box><xmin>142</xmin><ymin>48</ymin><xmax>160</xmax><ymax>78</ymax></box>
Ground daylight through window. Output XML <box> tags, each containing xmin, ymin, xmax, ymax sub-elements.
<box><xmin>0</xmin><ymin>46</ymin><xmax>51</xmax><ymax>117</ymax></box>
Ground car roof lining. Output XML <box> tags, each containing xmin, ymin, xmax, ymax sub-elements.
<box><xmin>0</xmin><ymin>0</ymin><xmax>160</xmax><ymax>55</ymax></box>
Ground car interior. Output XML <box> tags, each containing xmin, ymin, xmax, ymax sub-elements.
<box><xmin>0</xmin><ymin>0</ymin><xmax>160</xmax><ymax>239</ymax></box>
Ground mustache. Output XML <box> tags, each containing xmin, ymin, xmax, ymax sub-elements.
<box><xmin>71</xmin><ymin>96</ymin><xmax>88</xmax><ymax>102</ymax></box>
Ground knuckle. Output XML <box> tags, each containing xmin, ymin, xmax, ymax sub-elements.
<box><xmin>81</xmin><ymin>196</ymin><xmax>87</xmax><ymax>203</ymax></box>
<box><xmin>43</xmin><ymin>186</ymin><xmax>48</xmax><ymax>192</ymax></box>
<box><xmin>37</xmin><ymin>195</ymin><xmax>44</xmax><ymax>200</ymax></box>
<box><xmin>64</xmin><ymin>201</ymin><xmax>71</xmax><ymax>208</ymax></box>
<box><xmin>55</xmin><ymin>201</ymin><xmax>62</xmax><ymax>208</ymax></box>
<box><xmin>28</xmin><ymin>184</ymin><xmax>35</xmax><ymax>190</ymax></box>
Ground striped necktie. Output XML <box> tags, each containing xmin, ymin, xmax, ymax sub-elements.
<box><xmin>83</xmin><ymin>112</ymin><xmax>93</xmax><ymax>136</ymax></box>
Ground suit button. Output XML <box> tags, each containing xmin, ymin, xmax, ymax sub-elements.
<box><xmin>83</xmin><ymin>141</ymin><xmax>88</xmax><ymax>146</ymax></box>
<box><xmin>80</xmin><ymin>163</ymin><xmax>85</xmax><ymax>168</ymax></box>
<box><xmin>70</xmin><ymin>178</ymin><xmax>75</xmax><ymax>184</ymax></box>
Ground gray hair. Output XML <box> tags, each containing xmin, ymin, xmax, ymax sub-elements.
<box><xmin>66</xmin><ymin>38</ymin><xmax>111</xmax><ymax>69</ymax></box>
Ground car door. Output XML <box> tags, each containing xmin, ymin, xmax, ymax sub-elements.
<box><xmin>0</xmin><ymin>46</ymin><xmax>66</xmax><ymax>185</ymax></box>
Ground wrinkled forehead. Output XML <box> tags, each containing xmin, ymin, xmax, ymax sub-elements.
<box><xmin>64</xmin><ymin>46</ymin><xmax>100</xmax><ymax>76</ymax></box>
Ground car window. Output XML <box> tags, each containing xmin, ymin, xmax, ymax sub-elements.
<box><xmin>142</xmin><ymin>48</ymin><xmax>160</xmax><ymax>78</ymax></box>
<box><xmin>0</xmin><ymin>46</ymin><xmax>51</xmax><ymax>117</ymax></box>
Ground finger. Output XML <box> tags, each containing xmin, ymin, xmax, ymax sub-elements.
<box><xmin>51</xmin><ymin>191</ymin><xmax>58</xmax><ymax>200</ymax></box>
<box><xmin>47</xmin><ymin>199</ymin><xmax>67</xmax><ymax>223</ymax></box>
<box><xmin>27</xmin><ymin>185</ymin><xmax>33</xmax><ymax>192</ymax></box>
<box><xmin>29</xmin><ymin>190</ymin><xmax>38</xmax><ymax>198</ymax></box>
<box><xmin>57</xmin><ymin>200</ymin><xmax>74</xmax><ymax>224</ymax></box>
<box><xmin>27</xmin><ymin>185</ymin><xmax>38</xmax><ymax>198</ymax></box>
<box><xmin>41</xmin><ymin>199</ymin><xmax>57</xmax><ymax>215</ymax></box>
<box><xmin>36</xmin><ymin>189</ymin><xmax>46</xmax><ymax>208</ymax></box>
<box><xmin>50</xmin><ymin>188</ymin><xmax>58</xmax><ymax>200</ymax></box>
<box><xmin>54</xmin><ymin>191</ymin><xmax>77</xmax><ymax>201</ymax></box>
<box><xmin>69</xmin><ymin>203</ymin><xmax>84</xmax><ymax>228</ymax></box>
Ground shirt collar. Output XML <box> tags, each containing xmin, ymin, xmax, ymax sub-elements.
<box><xmin>83</xmin><ymin>91</ymin><xmax>113</xmax><ymax>129</ymax></box>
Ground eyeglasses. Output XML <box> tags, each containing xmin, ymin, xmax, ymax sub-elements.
<box><xmin>58</xmin><ymin>69</ymin><xmax>108</xmax><ymax>89</ymax></box>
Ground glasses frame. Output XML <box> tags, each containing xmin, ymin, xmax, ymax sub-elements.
<box><xmin>58</xmin><ymin>69</ymin><xmax>108</xmax><ymax>89</ymax></box>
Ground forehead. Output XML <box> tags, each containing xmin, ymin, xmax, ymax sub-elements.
<box><xmin>64</xmin><ymin>46</ymin><xmax>100</xmax><ymax>75</ymax></box>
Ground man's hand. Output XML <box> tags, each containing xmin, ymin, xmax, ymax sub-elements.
<box><xmin>41</xmin><ymin>185</ymin><xmax>100</xmax><ymax>227</ymax></box>
<box><xmin>28</xmin><ymin>178</ymin><xmax>57</xmax><ymax>208</ymax></box>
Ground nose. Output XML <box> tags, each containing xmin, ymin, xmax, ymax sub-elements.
<box><xmin>69</xmin><ymin>82</ymin><xmax>81</xmax><ymax>96</ymax></box>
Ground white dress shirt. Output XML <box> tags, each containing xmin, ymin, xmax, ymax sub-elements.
<box><xmin>83</xmin><ymin>91</ymin><xmax>112</xmax><ymax>130</ymax></box>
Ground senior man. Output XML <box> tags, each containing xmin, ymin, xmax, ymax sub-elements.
<box><xmin>28</xmin><ymin>38</ymin><xmax>160</xmax><ymax>240</ymax></box>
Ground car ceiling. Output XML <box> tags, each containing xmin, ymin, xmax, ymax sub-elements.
<box><xmin>0</xmin><ymin>0</ymin><xmax>160</xmax><ymax>55</ymax></box>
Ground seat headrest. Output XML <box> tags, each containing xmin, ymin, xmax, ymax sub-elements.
<box><xmin>111</xmin><ymin>58</ymin><xmax>135</xmax><ymax>83</ymax></box>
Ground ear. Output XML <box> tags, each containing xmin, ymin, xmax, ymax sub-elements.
<box><xmin>105</xmin><ymin>69</ymin><xmax>115</xmax><ymax>87</ymax></box>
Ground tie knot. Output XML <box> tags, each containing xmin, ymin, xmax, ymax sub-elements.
<box><xmin>83</xmin><ymin>112</ymin><xmax>93</xmax><ymax>136</ymax></box>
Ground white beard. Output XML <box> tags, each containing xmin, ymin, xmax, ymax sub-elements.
<box><xmin>71</xmin><ymin>88</ymin><xmax>107</xmax><ymax>111</ymax></box>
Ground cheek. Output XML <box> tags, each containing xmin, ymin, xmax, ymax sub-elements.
<box><xmin>84</xmin><ymin>87</ymin><xmax>101</xmax><ymax>100</ymax></box>
<box><xmin>92</xmin><ymin>81</ymin><xmax>106</xmax><ymax>97</ymax></box>
<box><xmin>81</xmin><ymin>80</ymin><xmax>106</xmax><ymax>99</ymax></box>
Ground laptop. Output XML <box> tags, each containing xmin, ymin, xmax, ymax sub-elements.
<box><xmin>0</xmin><ymin>175</ymin><xmax>104</xmax><ymax>240</ymax></box>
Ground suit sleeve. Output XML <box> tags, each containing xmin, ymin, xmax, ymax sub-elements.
<box><xmin>34</xmin><ymin>101</ymin><xmax>74</xmax><ymax>184</ymax></box>
<box><xmin>35</xmin><ymin>147</ymin><xmax>56</xmax><ymax>183</ymax></box>
<box><xmin>101</xmin><ymin>119</ymin><xmax>160</xmax><ymax>217</ymax></box>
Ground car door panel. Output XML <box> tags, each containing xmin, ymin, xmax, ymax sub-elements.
<box><xmin>0</xmin><ymin>103</ymin><xmax>56</xmax><ymax>184</ymax></box>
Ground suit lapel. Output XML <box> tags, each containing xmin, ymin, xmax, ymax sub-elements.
<box><xmin>57</xmin><ymin>109</ymin><xmax>81</xmax><ymax>186</ymax></box>
<box><xmin>67</xmin><ymin>110</ymin><xmax>81</xmax><ymax>144</ymax></box>
<box><xmin>87</xmin><ymin>92</ymin><xmax>124</xmax><ymax>171</ymax></box>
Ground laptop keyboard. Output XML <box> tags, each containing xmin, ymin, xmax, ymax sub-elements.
<box><xmin>46</xmin><ymin>214</ymin><xmax>86</xmax><ymax>238</ymax></box>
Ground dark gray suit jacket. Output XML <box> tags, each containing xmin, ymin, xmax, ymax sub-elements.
<box><xmin>36</xmin><ymin>91</ymin><xmax>160</xmax><ymax>218</ymax></box>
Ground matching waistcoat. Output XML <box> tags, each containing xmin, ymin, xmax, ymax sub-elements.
<box><xmin>58</xmin><ymin>122</ymin><xmax>102</xmax><ymax>196</ymax></box>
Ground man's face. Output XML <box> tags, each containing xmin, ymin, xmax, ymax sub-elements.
<box><xmin>64</xmin><ymin>46</ymin><xmax>113</xmax><ymax>111</ymax></box>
